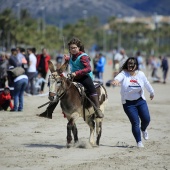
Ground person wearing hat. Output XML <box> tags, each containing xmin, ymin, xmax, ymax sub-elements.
<box><xmin>0</xmin><ymin>87</ymin><xmax>14</xmax><ymax>111</ymax></box>
<box><xmin>36</xmin><ymin>48</ymin><xmax>51</xmax><ymax>93</ymax></box>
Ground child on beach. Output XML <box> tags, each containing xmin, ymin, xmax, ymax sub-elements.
<box><xmin>0</xmin><ymin>87</ymin><xmax>14</xmax><ymax>111</ymax></box>
<box><xmin>34</xmin><ymin>73</ymin><xmax>47</xmax><ymax>94</ymax></box>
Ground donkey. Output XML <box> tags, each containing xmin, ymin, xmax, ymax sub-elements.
<box><xmin>48</xmin><ymin>60</ymin><xmax>108</xmax><ymax>146</ymax></box>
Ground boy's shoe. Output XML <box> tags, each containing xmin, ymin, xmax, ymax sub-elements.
<box><xmin>36</xmin><ymin>111</ymin><xmax>52</xmax><ymax>119</ymax></box>
<box><xmin>137</xmin><ymin>141</ymin><xmax>144</xmax><ymax>148</ymax></box>
<box><xmin>142</xmin><ymin>130</ymin><xmax>149</xmax><ymax>140</ymax></box>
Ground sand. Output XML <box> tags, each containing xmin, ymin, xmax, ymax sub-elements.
<box><xmin>0</xmin><ymin>61</ymin><xmax>170</xmax><ymax>170</ymax></box>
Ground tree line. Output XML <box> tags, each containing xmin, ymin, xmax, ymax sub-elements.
<box><xmin>0</xmin><ymin>8</ymin><xmax>170</xmax><ymax>56</ymax></box>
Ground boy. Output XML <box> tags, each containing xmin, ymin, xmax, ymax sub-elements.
<box><xmin>0</xmin><ymin>87</ymin><xmax>13</xmax><ymax>111</ymax></box>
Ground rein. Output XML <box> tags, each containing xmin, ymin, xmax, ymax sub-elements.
<box><xmin>38</xmin><ymin>74</ymin><xmax>73</xmax><ymax>109</ymax></box>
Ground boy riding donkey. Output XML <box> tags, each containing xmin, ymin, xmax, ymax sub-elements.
<box><xmin>37</xmin><ymin>37</ymin><xmax>104</xmax><ymax>119</ymax></box>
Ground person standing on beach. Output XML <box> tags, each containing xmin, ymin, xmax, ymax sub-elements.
<box><xmin>9</xmin><ymin>67</ymin><xmax>28</xmax><ymax>112</ymax></box>
<box><xmin>36</xmin><ymin>48</ymin><xmax>51</xmax><ymax>93</ymax></box>
<box><xmin>96</xmin><ymin>53</ymin><xmax>106</xmax><ymax>84</ymax></box>
<box><xmin>0</xmin><ymin>52</ymin><xmax>9</xmax><ymax>88</ymax></box>
<box><xmin>26</xmin><ymin>48</ymin><xmax>37</xmax><ymax>95</ymax></box>
<box><xmin>136</xmin><ymin>51</ymin><xmax>145</xmax><ymax>70</ymax></box>
<box><xmin>112</xmin><ymin>57</ymin><xmax>154</xmax><ymax>147</ymax></box>
<box><xmin>113</xmin><ymin>48</ymin><xmax>128</xmax><ymax>77</ymax></box>
<box><xmin>159</xmin><ymin>55</ymin><xmax>169</xmax><ymax>84</ymax></box>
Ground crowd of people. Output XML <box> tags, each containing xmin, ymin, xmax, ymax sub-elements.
<box><xmin>1</xmin><ymin>45</ymin><xmax>167</xmax><ymax>110</ymax></box>
<box><xmin>0</xmin><ymin>47</ymin><xmax>51</xmax><ymax>111</ymax></box>
<box><xmin>111</xmin><ymin>48</ymin><xmax>169</xmax><ymax>84</ymax></box>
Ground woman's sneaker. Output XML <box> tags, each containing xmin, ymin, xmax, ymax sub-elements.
<box><xmin>142</xmin><ymin>130</ymin><xmax>149</xmax><ymax>140</ymax></box>
<box><xmin>137</xmin><ymin>141</ymin><xmax>144</xmax><ymax>148</ymax></box>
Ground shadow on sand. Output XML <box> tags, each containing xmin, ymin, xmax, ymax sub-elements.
<box><xmin>24</xmin><ymin>143</ymin><xmax>66</xmax><ymax>149</ymax></box>
<box><xmin>101</xmin><ymin>142</ymin><xmax>134</xmax><ymax>148</ymax></box>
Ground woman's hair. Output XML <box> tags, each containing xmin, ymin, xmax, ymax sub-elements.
<box><xmin>120</xmin><ymin>57</ymin><xmax>139</xmax><ymax>72</ymax></box>
<box><xmin>68</xmin><ymin>37</ymin><xmax>85</xmax><ymax>52</ymax></box>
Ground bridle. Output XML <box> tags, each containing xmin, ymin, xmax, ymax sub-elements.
<box><xmin>38</xmin><ymin>73</ymin><xmax>71</xmax><ymax>109</ymax></box>
<box><xmin>49</xmin><ymin>73</ymin><xmax>74</xmax><ymax>101</ymax></box>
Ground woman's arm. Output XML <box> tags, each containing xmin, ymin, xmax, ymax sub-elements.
<box><xmin>111</xmin><ymin>71</ymin><xmax>124</xmax><ymax>86</ymax></box>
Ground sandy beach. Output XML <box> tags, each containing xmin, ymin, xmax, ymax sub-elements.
<box><xmin>0</xmin><ymin>60</ymin><xmax>170</xmax><ymax>170</ymax></box>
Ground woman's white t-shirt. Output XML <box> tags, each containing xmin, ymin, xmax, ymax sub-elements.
<box><xmin>114</xmin><ymin>70</ymin><xmax>154</xmax><ymax>104</ymax></box>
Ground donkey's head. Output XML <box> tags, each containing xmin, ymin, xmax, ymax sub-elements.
<box><xmin>48</xmin><ymin>60</ymin><xmax>68</xmax><ymax>100</ymax></box>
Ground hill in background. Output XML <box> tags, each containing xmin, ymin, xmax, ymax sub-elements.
<box><xmin>0</xmin><ymin>0</ymin><xmax>169</xmax><ymax>26</ymax></box>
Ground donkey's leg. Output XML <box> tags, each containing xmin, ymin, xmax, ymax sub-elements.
<box><xmin>72</xmin><ymin>123</ymin><xmax>78</xmax><ymax>143</ymax></box>
<box><xmin>96</xmin><ymin>118</ymin><xmax>102</xmax><ymax>146</ymax></box>
<box><xmin>67</xmin><ymin>119</ymin><xmax>73</xmax><ymax>144</ymax></box>
<box><xmin>87</xmin><ymin>117</ymin><xmax>95</xmax><ymax>145</ymax></box>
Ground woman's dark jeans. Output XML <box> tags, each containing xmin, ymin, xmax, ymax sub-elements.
<box><xmin>13</xmin><ymin>78</ymin><xmax>28</xmax><ymax>111</ymax></box>
<box><xmin>123</xmin><ymin>97</ymin><xmax>150</xmax><ymax>143</ymax></box>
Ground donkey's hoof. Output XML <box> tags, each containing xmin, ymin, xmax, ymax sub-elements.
<box><xmin>89</xmin><ymin>143</ymin><xmax>96</xmax><ymax>147</ymax></box>
<box><xmin>66</xmin><ymin>144</ymin><xmax>71</xmax><ymax>148</ymax></box>
<box><xmin>91</xmin><ymin>143</ymin><xmax>99</xmax><ymax>148</ymax></box>
<box><xmin>66</xmin><ymin>143</ymin><xmax>73</xmax><ymax>148</ymax></box>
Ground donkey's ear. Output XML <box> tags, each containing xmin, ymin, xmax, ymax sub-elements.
<box><xmin>57</xmin><ymin>60</ymin><xmax>69</xmax><ymax>74</ymax></box>
<box><xmin>48</xmin><ymin>60</ymin><xmax>56</xmax><ymax>73</ymax></box>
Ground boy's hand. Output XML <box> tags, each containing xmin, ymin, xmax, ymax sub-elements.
<box><xmin>71</xmin><ymin>72</ymin><xmax>76</xmax><ymax>78</ymax></box>
<box><xmin>64</xmin><ymin>54</ymin><xmax>70</xmax><ymax>61</ymax></box>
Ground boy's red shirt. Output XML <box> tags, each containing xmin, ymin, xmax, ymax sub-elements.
<box><xmin>0</xmin><ymin>92</ymin><xmax>13</xmax><ymax>109</ymax></box>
